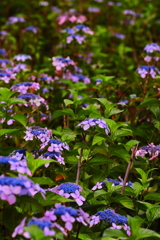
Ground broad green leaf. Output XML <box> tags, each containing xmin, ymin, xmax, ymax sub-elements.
<box><xmin>113</xmin><ymin>128</ymin><xmax>133</xmax><ymax>139</ymax></box>
<box><xmin>146</xmin><ymin>207</ymin><xmax>160</xmax><ymax>222</ymax></box>
<box><xmin>111</xmin><ymin>195</ymin><xmax>134</xmax><ymax>209</ymax></box>
<box><xmin>26</xmin><ymin>152</ymin><xmax>56</xmax><ymax>175</ymax></box>
<box><xmin>138</xmin><ymin>98</ymin><xmax>160</xmax><ymax>108</ymax></box>
<box><xmin>31</xmin><ymin>177</ymin><xmax>54</xmax><ymax>185</ymax></box>
<box><xmin>124</xmin><ymin>140</ymin><xmax>139</xmax><ymax>152</ymax></box>
<box><xmin>64</xmin><ymin>99</ymin><xmax>74</xmax><ymax>106</ymax></box>
<box><xmin>52</xmin><ymin>109</ymin><xmax>74</xmax><ymax>119</ymax></box>
<box><xmin>102</xmin><ymin>229</ymin><xmax>128</xmax><ymax>239</ymax></box>
<box><xmin>74</xmin><ymin>142</ymin><xmax>89</xmax><ymax>150</ymax></box>
<box><xmin>136</xmin><ymin>168</ymin><xmax>147</xmax><ymax>183</ymax></box>
<box><xmin>110</xmin><ymin>148</ymin><xmax>130</xmax><ymax>162</ymax></box>
<box><xmin>144</xmin><ymin>193</ymin><xmax>160</xmax><ymax>201</ymax></box>
<box><xmin>128</xmin><ymin>216</ymin><xmax>144</xmax><ymax>238</ymax></box>
<box><xmin>0</xmin><ymin>88</ymin><xmax>16</xmax><ymax>101</ymax></box>
<box><xmin>0</xmin><ymin>129</ymin><xmax>19</xmax><ymax>137</ymax></box>
<box><xmin>12</xmin><ymin>113</ymin><xmax>27</xmax><ymax>126</ymax></box>
<box><xmin>92</xmin><ymin>136</ymin><xmax>106</xmax><ymax>145</ymax></box>
<box><xmin>108</xmin><ymin>108</ymin><xmax>123</xmax><ymax>117</ymax></box>
<box><xmin>24</xmin><ymin>225</ymin><xmax>46</xmax><ymax>240</ymax></box>
<box><xmin>136</xmin><ymin>228</ymin><xmax>160</xmax><ymax>239</ymax></box>
<box><xmin>132</xmin><ymin>182</ymin><xmax>144</xmax><ymax>196</ymax></box>
<box><xmin>7</xmin><ymin>98</ymin><xmax>26</xmax><ymax>106</ymax></box>
<box><xmin>87</xmin><ymin>154</ymin><xmax>113</xmax><ymax>166</ymax></box>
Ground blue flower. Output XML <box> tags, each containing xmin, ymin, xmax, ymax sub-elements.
<box><xmin>59</xmin><ymin>182</ymin><xmax>80</xmax><ymax>193</ymax></box>
<box><xmin>54</xmin><ymin>206</ymin><xmax>78</xmax><ymax>216</ymax></box>
<box><xmin>96</xmin><ymin>209</ymin><xmax>127</xmax><ymax>224</ymax></box>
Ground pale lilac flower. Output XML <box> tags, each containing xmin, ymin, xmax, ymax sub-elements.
<box><xmin>14</xmin><ymin>54</ymin><xmax>32</xmax><ymax>62</ymax></box>
<box><xmin>77</xmin><ymin>118</ymin><xmax>110</xmax><ymax>135</ymax></box>
<box><xmin>123</xmin><ymin>224</ymin><xmax>131</xmax><ymax>236</ymax></box>
<box><xmin>71</xmin><ymin>190</ymin><xmax>86</xmax><ymax>206</ymax></box>
<box><xmin>61</xmin><ymin>212</ymin><xmax>75</xmax><ymax>231</ymax></box>
<box><xmin>136</xmin><ymin>66</ymin><xmax>160</xmax><ymax>78</ymax></box>
<box><xmin>92</xmin><ymin>182</ymin><xmax>103</xmax><ymax>190</ymax></box>
<box><xmin>67</xmin><ymin>35</ymin><xmax>86</xmax><ymax>44</ymax></box>
<box><xmin>110</xmin><ymin>222</ymin><xmax>122</xmax><ymax>230</ymax></box>
<box><xmin>52</xmin><ymin>56</ymin><xmax>75</xmax><ymax>71</ymax></box>
<box><xmin>12</xmin><ymin>217</ymin><xmax>27</xmax><ymax>237</ymax></box>
<box><xmin>144</xmin><ymin>43</ymin><xmax>160</xmax><ymax>53</ymax></box>
<box><xmin>7</xmin><ymin>16</ymin><xmax>25</xmax><ymax>24</ymax></box>
<box><xmin>90</xmin><ymin>215</ymin><xmax>100</xmax><ymax>227</ymax></box>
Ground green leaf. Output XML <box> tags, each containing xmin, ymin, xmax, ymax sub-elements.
<box><xmin>87</xmin><ymin>154</ymin><xmax>113</xmax><ymax>166</ymax></box>
<box><xmin>135</xmin><ymin>168</ymin><xmax>147</xmax><ymax>183</ymax></box>
<box><xmin>128</xmin><ymin>216</ymin><xmax>144</xmax><ymax>238</ymax></box>
<box><xmin>111</xmin><ymin>195</ymin><xmax>134</xmax><ymax>209</ymax></box>
<box><xmin>52</xmin><ymin>109</ymin><xmax>74</xmax><ymax>119</ymax></box>
<box><xmin>110</xmin><ymin>148</ymin><xmax>130</xmax><ymax>162</ymax></box>
<box><xmin>108</xmin><ymin>108</ymin><xmax>123</xmax><ymax>117</ymax></box>
<box><xmin>102</xmin><ymin>229</ymin><xmax>128</xmax><ymax>239</ymax></box>
<box><xmin>136</xmin><ymin>228</ymin><xmax>160</xmax><ymax>239</ymax></box>
<box><xmin>31</xmin><ymin>177</ymin><xmax>54</xmax><ymax>185</ymax></box>
<box><xmin>24</xmin><ymin>225</ymin><xmax>45</xmax><ymax>240</ymax></box>
<box><xmin>64</xmin><ymin>99</ymin><xmax>74</xmax><ymax>106</ymax></box>
<box><xmin>112</xmin><ymin>128</ymin><xmax>133</xmax><ymax>139</ymax></box>
<box><xmin>74</xmin><ymin>142</ymin><xmax>89</xmax><ymax>150</ymax></box>
<box><xmin>92</xmin><ymin>136</ymin><xmax>106</xmax><ymax>145</ymax></box>
<box><xmin>138</xmin><ymin>98</ymin><xmax>160</xmax><ymax>108</ymax></box>
<box><xmin>124</xmin><ymin>140</ymin><xmax>139</xmax><ymax>152</ymax></box>
<box><xmin>0</xmin><ymin>128</ymin><xmax>19</xmax><ymax>137</ymax></box>
<box><xmin>146</xmin><ymin>207</ymin><xmax>160</xmax><ymax>222</ymax></box>
<box><xmin>12</xmin><ymin>113</ymin><xmax>27</xmax><ymax>126</ymax></box>
<box><xmin>144</xmin><ymin>193</ymin><xmax>160</xmax><ymax>201</ymax></box>
<box><xmin>132</xmin><ymin>182</ymin><xmax>144</xmax><ymax>196</ymax></box>
<box><xmin>0</xmin><ymin>88</ymin><xmax>16</xmax><ymax>101</ymax></box>
<box><xmin>7</xmin><ymin>98</ymin><xmax>26</xmax><ymax>106</ymax></box>
<box><xmin>26</xmin><ymin>152</ymin><xmax>56</xmax><ymax>175</ymax></box>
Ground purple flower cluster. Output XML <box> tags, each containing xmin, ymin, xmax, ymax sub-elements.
<box><xmin>52</xmin><ymin>56</ymin><xmax>75</xmax><ymax>71</ymax></box>
<box><xmin>136</xmin><ymin>66</ymin><xmax>160</xmax><ymax>78</ymax></box>
<box><xmin>77</xmin><ymin>118</ymin><xmax>110</xmax><ymax>135</ymax></box>
<box><xmin>6</xmin><ymin>16</ymin><xmax>25</xmax><ymax>24</ymax></box>
<box><xmin>0</xmin><ymin>156</ymin><xmax>31</xmax><ymax>176</ymax></box>
<box><xmin>13</xmin><ymin>54</ymin><xmax>32</xmax><ymax>62</ymax></box>
<box><xmin>67</xmin><ymin>34</ymin><xmax>86</xmax><ymax>44</ymax></box>
<box><xmin>92</xmin><ymin>177</ymin><xmax>132</xmax><ymax>190</ymax></box>
<box><xmin>23</xmin><ymin>26</ymin><xmax>38</xmax><ymax>33</ymax></box>
<box><xmin>12</xmin><ymin>204</ymin><xmax>90</xmax><ymax>238</ymax></box>
<box><xmin>135</xmin><ymin>143</ymin><xmax>160</xmax><ymax>160</ymax></box>
<box><xmin>24</xmin><ymin>126</ymin><xmax>52</xmax><ymax>146</ymax></box>
<box><xmin>18</xmin><ymin>93</ymin><xmax>48</xmax><ymax>109</ymax></box>
<box><xmin>48</xmin><ymin>182</ymin><xmax>85</xmax><ymax>206</ymax></box>
<box><xmin>0</xmin><ymin>174</ymin><xmax>45</xmax><ymax>205</ymax></box>
<box><xmin>40</xmin><ymin>139</ymin><xmax>69</xmax><ymax>165</ymax></box>
<box><xmin>57</xmin><ymin>13</ymin><xmax>87</xmax><ymax>25</ymax></box>
<box><xmin>144</xmin><ymin>43</ymin><xmax>160</xmax><ymax>53</ymax></box>
<box><xmin>144</xmin><ymin>56</ymin><xmax>160</xmax><ymax>62</ymax></box>
<box><xmin>11</xmin><ymin>82</ymin><xmax>40</xmax><ymax>94</ymax></box>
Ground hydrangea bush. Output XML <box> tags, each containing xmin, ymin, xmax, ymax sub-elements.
<box><xmin>0</xmin><ymin>0</ymin><xmax>160</xmax><ymax>239</ymax></box>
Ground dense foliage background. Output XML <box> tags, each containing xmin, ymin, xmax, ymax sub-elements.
<box><xmin>0</xmin><ymin>0</ymin><xmax>160</xmax><ymax>239</ymax></box>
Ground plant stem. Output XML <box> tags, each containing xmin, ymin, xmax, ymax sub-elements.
<box><xmin>76</xmin><ymin>148</ymin><xmax>83</xmax><ymax>184</ymax></box>
<box><xmin>121</xmin><ymin>146</ymin><xmax>138</xmax><ymax>195</ymax></box>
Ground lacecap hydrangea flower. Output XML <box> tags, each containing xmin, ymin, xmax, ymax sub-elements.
<box><xmin>77</xmin><ymin>118</ymin><xmax>110</xmax><ymax>135</ymax></box>
<box><xmin>92</xmin><ymin>177</ymin><xmax>132</xmax><ymax>190</ymax></box>
<box><xmin>52</xmin><ymin>56</ymin><xmax>75</xmax><ymax>71</ymax></box>
<box><xmin>18</xmin><ymin>93</ymin><xmax>48</xmax><ymax>109</ymax></box>
<box><xmin>144</xmin><ymin>43</ymin><xmax>160</xmax><ymax>53</ymax></box>
<box><xmin>12</xmin><ymin>204</ymin><xmax>90</xmax><ymax>238</ymax></box>
<box><xmin>135</xmin><ymin>143</ymin><xmax>160</xmax><ymax>160</ymax></box>
<box><xmin>39</xmin><ymin>139</ymin><xmax>69</xmax><ymax>166</ymax></box>
<box><xmin>90</xmin><ymin>208</ymin><xmax>131</xmax><ymax>236</ymax></box>
<box><xmin>11</xmin><ymin>82</ymin><xmax>40</xmax><ymax>94</ymax></box>
<box><xmin>47</xmin><ymin>182</ymin><xmax>85</xmax><ymax>206</ymax></box>
<box><xmin>0</xmin><ymin>156</ymin><xmax>31</xmax><ymax>176</ymax></box>
<box><xmin>136</xmin><ymin>66</ymin><xmax>160</xmax><ymax>78</ymax></box>
<box><xmin>13</xmin><ymin>54</ymin><xmax>32</xmax><ymax>62</ymax></box>
<box><xmin>0</xmin><ymin>174</ymin><xmax>45</xmax><ymax>205</ymax></box>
